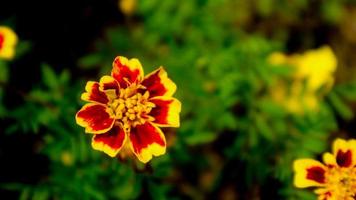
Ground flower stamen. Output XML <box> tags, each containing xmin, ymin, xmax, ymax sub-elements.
<box><xmin>318</xmin><ymin>166</ymin><xmax>356</xmax><ymax>199</ymax></box>
<box><xmin>108</xmin><ymin>84</ymin><xmax>154</xmax><ymax>133</ymax></box>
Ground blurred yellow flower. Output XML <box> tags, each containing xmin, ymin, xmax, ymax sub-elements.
<box><xmin>119</xmin><ymin>0</ymin><xmax>136</xmax><ymax>16</ymax></box>
<box><xmin>270</xmin><ymin>46</ymin><xmax>337</xmax><ymax>91</ymax></box>
<box><xmin>268</xmin><ymin>46</ymin><xmax>337</xmax><ymax>114</ymax></box>
<box><xmin>0</xmin><ymin>26</ymin><xmax>18</xmax><ymax>60</ymax></box>
<box><xmin>293</xmin><ymin>138</ymin><xmax>356</xmax><ymax>200</ymax></box>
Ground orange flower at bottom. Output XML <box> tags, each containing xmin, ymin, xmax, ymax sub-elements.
<box><xmin>76</xmin><ymin>56</ymin><xmax>181</xmax><ymax>163</ymax></box>
<box><xmin>0</xmin><ymin>26</ymin><xmax>18</xmax><ymax>60</ymax></box>
<box><xmin>294</xmin><ymin>138</ymin><xmax>356</xmax><ymax>200</ymax></box>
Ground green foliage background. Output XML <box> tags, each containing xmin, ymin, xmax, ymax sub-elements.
<box><xmin>1</xmin><ymin>0</ymin><xmax>356</xmax><ymax>199</ymax></box>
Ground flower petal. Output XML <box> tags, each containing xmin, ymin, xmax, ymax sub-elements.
<box><xmin>81</xmin><ymin>81</ymin><xmax>109</xmax><ymax>104</ymax></box>
<box><xmin>322</xmin><ymin>152</ymin><xmax>337</xmax><ymax>167</ymax></box>
<box><xmin>75</xmin><ymin>103</ymin><xmax>115</xmax><ymax>134</ymax></box>
<box><xmin>92</xmin><ymin>125</ymin><xmax>127</xmax><ymax>157</ymax></box>
<box><xmin>293</xmin><ymin>159</ymin><xmax>326</xmax><ymax>188</ymax></box>
<box><xmin>99</xmin><ymin>75</ymin><xmax>120</xmax><ymax>92</ymax></box>
<box><xmin>0</xmin><ymin>26</ymin><xmax>18</xmax><ymax>60</ymax></box>
<box><xmin>111</xmin><ymin>56</ymin><xmax>144</xmax><ymax>88</ymax></box>
<box><xmin>332</xmin><ymin>138</ymin><xmax>356</xmax><ymax>168</ymax></box>
<box><xmin>129</xmin><ymin>122</ymin><xmax>166</xmax><ymax>163</ymax></box>
<box><xmin>141</xmin><ymin>67</ymin><xmax>177</xmax><ymax>98</ymax></box>
<box><xmin>0</xmin><ymin>26</ymin><xmax>17</xmax><ymax>46</ymax></box>
<box><xmin>148</xmin><ymin>97</ymin><xmax>181</xmax><ymax>127</ymax></box>
<box><xmin>99</xmin><ymin>75</ymin><xmax>120</xmax><ymax>101</ymax></box>
<box><xmin>314</xmin><ymin>188</ymin><xmax>333</xmax><ymax>200</ymax></box>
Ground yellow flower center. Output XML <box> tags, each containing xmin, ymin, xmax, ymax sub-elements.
<box><xmin>107</xmin><ymin>84</ymin><xmax>155</xmax><ymax>132</ymax></box>
<box><xmin>324</xmin><ymin>166</ymin><xmax>356</xmax><ymax>199</ymax></box>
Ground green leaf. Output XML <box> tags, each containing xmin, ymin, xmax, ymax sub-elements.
<box><xmin>83</xmin><ymin>184</ymin><xmax>105</xmax><ymax>200</ymax></box>
<box><xmin>19</xmin><ymin>187</ymin><xmax>31</xmax><ymax>200</ymax></box>
<box><xmin>327</xmin><ymin>91</ymin><xmax>353</xmax><ymax>120</ymax></box>
<box><xmin>216</xmin><ymin>112</ymin><xmax>238</xmax><ymax>130</ymax></box>
<box><xmin>269</xmin><ymin>64</ymin><xmax>294</xmax><ymax>77</ymax></box>
<box><xmin>335</xmin><ymin>82</ymin><xmax>356</xmax><ymax>101</ymax></box>
<box><xmin>148</xmin><ymin>181</ymin><xmax>170</xmax><ymax>200</ymax></box>
<box><xmin>78</xmin><ymin>54</ymin><xmax>102</xmax><ymax>69</ymax></box>
<box><xmin>29</xmin><ymin>89</ymin><xmax>51</xmax><ymax>102</ymax></box>
<box><xmin>255</xmin><ymin>115</ymin><xmax>274</xmax><ymax>140</ymax></box>
<box><xmin>111</xmin><ymin>167</ymin><xmax>141</xmax><ymax>199</ymax></box>
<box><xmin>184</xmin><ymin>131</ymin><xmax>217</xmax><ymax>145</ymax></box>
<box><xmin>0</xmin><ymin>60</ymin><xmax>9</xmax><ymax>82</ymax></box>
<box><xmin>256</xmin><ymin>0</ymin><xmax>273</xmax><ymax>17</ymax></box>
<box><xmin>301</xmin><ymin>136</ymin><xmax>327</xmax><ymax>153</ymax></box>
<box><xmin>59</xmin><ymin>69</ymin><xmax>70</xmax><ymax>84</ymax></box>
<box><xmin>41</xmin><ymin>64</ymin><xmax>58</xmax><ymax>89</ymax></box>
<box><xmin>295</xmin><ymin>190</ymin><xmax>316</xmax><ymax>200</ymax></box>
<box><xmin>258</xmin><ymin>99</ymin><xmax>286</xmax><ymax>118</ymax></box>
<box><xmin>32</xmin><ymin>188</ymin><xmax>50</xmax><ymax>200</ymax></box>
<box><xmin>321</xmin><ymin>0</ymin><xmax>344</xmax><ymax>24</ymax></box>
<box><xmin>15</xmin><ymin>41</ymin><xmax>31</xmax><ymax>58</ymax></box>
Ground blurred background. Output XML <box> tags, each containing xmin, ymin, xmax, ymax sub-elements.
<box><xmin>1</xmin><ymin>0</ymin><xmax>356</xmax><ymax>199</ymax></box>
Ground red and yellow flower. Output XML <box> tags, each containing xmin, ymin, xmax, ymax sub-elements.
<box><xmin>0</xmin><ymin>26</ymin><xmax>18</xmax><ymax>60</ymax></box>
<box><xmin>293</xmin><ymin>138</ymin><xmax>356</xmax><ymax>200</ymax></box>
<box><xmin>76</xmin><ymin>56</ymin><xmax>181</xmax><ymax>163</ymax></box>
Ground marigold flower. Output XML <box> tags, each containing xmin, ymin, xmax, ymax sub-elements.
<box><xmin>293</xmin><ymin>138</ymin><xmax>356</xmax><ymax>200</ymax></box>
<box><xmin>0</xmin><ymin>26</ymin><xmax>18</xmax><ymax>60</ymax></box>
<box><xmin>76</xmin><ymin>56</ymin><xmax>181</xmax><ymax>163</ymax></box>
<box><xmin>268</xmin><ymin>46</ymin><xmax>337</xmax><ymax>114</ymax></box>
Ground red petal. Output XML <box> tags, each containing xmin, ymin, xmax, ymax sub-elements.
<box><xmin>76</xmin><ymin>103</ymin><xmax>115</xmax><ymax>134</ymax></box>
<box><xmin>111</xmin><ymin>56</ymin><xmax>143</xmax><ymax>88</ymax></box>
<box><xmin>81</xmin><ymin>81</ymin><xmax>109</xmax><ymax>104</ymax></box>
<box><xmin>149</xmin><ymin>97</ymin><xmax>181</xmax><ymax>127</ymax></box>
<box><xmin>92</xmin><ymin>125</ymin><xmax>126</xmax><ymax>157</ymax></box>
<box><xmin>336</xmin><ymin>150</ymin><xmax>352</xmax><ymax>167</ymax></box>
<box><xmin>0</xmin><ymin>33</ymin><xmax>4</xmax><ymax>49</ymax></box>
<box><xmin>141</xmin><ymin>67</ymin><xmax>176</xmax><ymax>98</ymax></box>
<box><xmin>332</xmin><ymin>138</ymin><xmax>356</xmax><ymax>168</ymax></box>
<box><xmin>306</xmin><ymin>166</ymin><xmax>326</xmax><ymax>184</ymax></box>
<box><xmin>129</xmin><ymin>122</ymin><xmax>166</xmax><ymax>163</ymax></box>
